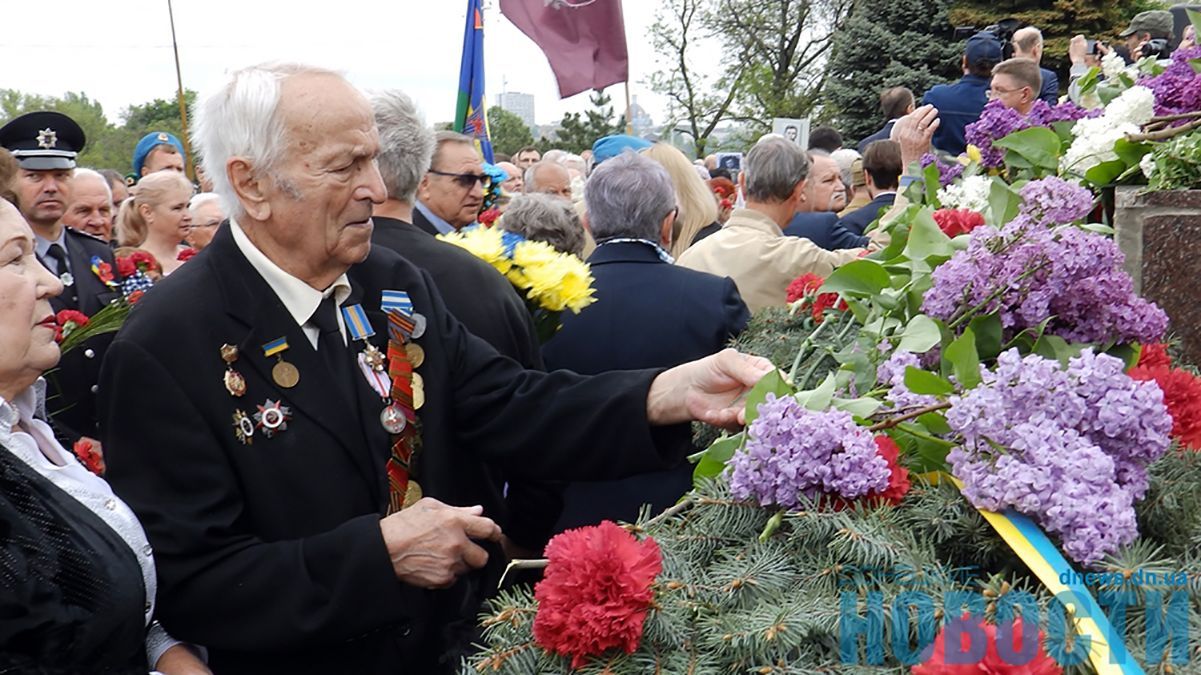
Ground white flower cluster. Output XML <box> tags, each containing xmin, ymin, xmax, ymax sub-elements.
<box><xmin>936</xmin><ymin>174</ymin><xmax>991</xmax><ymax>213</ymax></box>
<box><xmin>1061</xmin><ymin>86</ymin><xmax>1156</xmax><ymax>178</ymax></box>
<box><xmin>1101</xmin><ymin>50</ymin><xmax>1128</xmax><ymax>80</ymax></box>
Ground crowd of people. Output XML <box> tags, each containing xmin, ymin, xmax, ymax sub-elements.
<box><xmin>0</xmin><ymin>8</ymin><xmax>1187</xmax><ymax>674</ymax></box>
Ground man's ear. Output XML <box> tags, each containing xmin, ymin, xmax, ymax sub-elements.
<box><xmin>659</xmin><ymin>210</ymin><xmax>674</xmax><ymax>249</ymax></box>
<box><xmin>228</xmin><ymin>157</ymin><xmax>271</xmax><ymax>221</ymax></box>
<box><xmin>580</xmin><ymin>210</ymin><xmax>592</xmax><ymax>234</ymax></box>
<box><xmin>792</xmin><ymin>179</ymin><xmax>808</xmax><ymax>210</ymax></box>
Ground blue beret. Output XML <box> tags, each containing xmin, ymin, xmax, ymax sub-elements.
<box><xmin>133</xmin><ymin>131</ymin><xmax>185</xmax><ymax>176</ymax></box>
<box><xmin>591</xmin><ymin>134</ymin><xmax>652</xmax><ymax>165</ymax></box>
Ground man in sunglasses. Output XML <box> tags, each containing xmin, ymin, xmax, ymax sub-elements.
<box><xmin>413</xmin><ymin>131</ymin><xmax>490</xmax><ymax>235</ymax></box>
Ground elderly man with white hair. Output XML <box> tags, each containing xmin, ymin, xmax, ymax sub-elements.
<box><xmin>62</xmin><ymin>167</ymin><xmax>115</xmax><ymax>242</ymax></box>
<box><xmin>98</xmin><ymin>63</ymin><xmax>773</xmax><ymax>674</ymax></box>
<box><xmin>185</xmin><ymin>192</ymin><xmax>225</xmax><ymax>251</ymax></box>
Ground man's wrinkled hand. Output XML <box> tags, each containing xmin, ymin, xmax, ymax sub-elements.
<box><xmin>379</xmin><ymin>498</ymin><xmax>502</xmax><ymax>588</ymax></box>
<box><xmin>647</xmin><ymin>348</ymin><xmax>775</xmax><ymax>429</ymax></box>
<box><xmin>891</xmin><ymin>105</ymin><xmax>940</xmax><ymax>169</ymax></box>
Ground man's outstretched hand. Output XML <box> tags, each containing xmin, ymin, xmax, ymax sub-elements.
<box><xmin>647</xmin><ymin>348</ymin><xmax>776</xmax><ymax>429</ymax></box>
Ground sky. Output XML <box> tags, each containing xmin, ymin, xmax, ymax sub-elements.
<box><xmin>0</xmin><ymin>0</ymin><xmax>670</xmax><ymax>128</ymax></box>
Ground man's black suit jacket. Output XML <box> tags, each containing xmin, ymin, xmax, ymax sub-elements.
<box><xmin>836</xmin><ymin>193</ymin><xmax>896</xmax><ymax>237</ymax></box>
<box><xmin>857</xmin><ymin>121</ymin><xmax>896</xmax><ymax>153</ymax></box>
<box><xmin>45</xmin><ymin>227</ymin><xmax>121</xmax><ymax>441</ymax></box>
<box><xmin>99</xmin><ymin>224</ymin><xmax>676</xmax><ymax>674</ymax></box>
<box><xmin>783</xmin><ymin>211</ymin><xmax>869</xmax><ymax>251</ymax></box>
<box><xmin>542</xmin><ymin>242</ymin><xmax>749</xmax><ymax>532</ymax></box>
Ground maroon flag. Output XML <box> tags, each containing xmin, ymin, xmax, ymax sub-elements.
<box><xmin>499</xmin><ymin>0</ymin><xmax>629</xmax><ymax>99</ymax></box>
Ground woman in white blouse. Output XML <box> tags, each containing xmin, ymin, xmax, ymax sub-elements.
<box><xmin>0</xmin><ymin>197</ymin><xmax>209</xmax><ymax>673</ymax></box>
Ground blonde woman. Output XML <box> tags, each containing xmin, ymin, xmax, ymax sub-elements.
<box><xmin>116</xmin><ymin>171</ymin><xmax>193</xmax><ymax>275</ymax></box>
<box><xmin>642</xmin><ymin>142</ymin><xmax>719</xmax><ymax>258</ymax></box>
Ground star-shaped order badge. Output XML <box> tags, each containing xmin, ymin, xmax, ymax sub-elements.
<box><xmin>37</xmin><ymin>128</ymin><xmax>57</xmax><ymax>149</ymax></box>
<box><xmin>253</xmin><ymin>399</ymin><xmax>292</xmax><ymax>439</ymax></box>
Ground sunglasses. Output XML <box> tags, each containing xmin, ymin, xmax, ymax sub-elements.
<box><xmin>429</xmin><ymin>170</ymin><xmax>492</xmax><ymax>190</ymax></box>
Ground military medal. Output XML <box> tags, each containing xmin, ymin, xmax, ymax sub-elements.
<box><xmin>403</xmin><ymin>481</ymin><xmax>423</xmax><ymax>508</ymax></box>
<box><xmin>381</xmin><ymin>289</ymin><xmax>426</xmax><ymax>513</ymax></box>
<box><xmin>220</xmin><ymin>343</ymin><xmax>247</xmax><ymax>397</ymax></box>
<box><xmin>233</xmin><ymin>409</ymin><xmax>255</xmax><ymax>445</ymax></box>
<box><xmin>411</xmin><ymin>313</ymin><xmax>427</xmax><ymax>339</ymax></box>
<box><xmin>262</xmin><ymin>337</ymin><xmax>300</xmax><ymax>389</ymax></box>
<box><xmin>404</xmin><ymin>343</ymin><xmax>425</xmax><ymax>368</ymax></box>
<box><xmin>59</xmin><ymin>272</ymin><xmax>74</xmax><ymax>287</ymax></box>
<box><xmin>379</xmin><ymin>403</ymin><xmax>407</xmax><ymax>434</ymax></box>
<box><xmin>254</xmin><ymin>399</ymin><xmax>292</xmax><ymax>438</ymax></box>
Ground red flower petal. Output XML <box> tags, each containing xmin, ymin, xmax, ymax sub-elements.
<box><xmin>913</xmin><ymin>614</ymin><xmax>1062</xmax><ymax>674</ymax></box>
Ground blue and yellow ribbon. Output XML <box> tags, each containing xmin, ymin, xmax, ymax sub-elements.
<box><xmin>262</xmin><ymin>337</ymin><xmax>289</xmax><ymax>358</ymax></box>
<box><xmin>341</xmin><ymin>304</ymin><xmax>375</xmax><ymax>341</ymax></box>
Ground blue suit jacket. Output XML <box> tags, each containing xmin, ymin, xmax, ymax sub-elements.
<box><xmin>1039</xmin><ymin>67</ymin><xmax>1060</xmax><ymax>104</ymax></box>
<box><xmin>857</xmin><ymin>121</ymin><xmax>896</xmax><ymax>153</ymax></box>
<box><xmin>922</xmin><ymin>74</ymin><xmax>990</xmax><ymax>156</ymax></box>
<box><xmin>837</xmin><ymin>193</ymin><xmax>896</xmax><ymax>236</ymax></box>
<box><xmin>784</xmin><ymin>211</ymin><xmax>869</xmax><ymax>250</ymax></box>
<box><xmin>541</xmin><ymin>241</ymin><xmax>750</xmax><ymax>532</ymax></box>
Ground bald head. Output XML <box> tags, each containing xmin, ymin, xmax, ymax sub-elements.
<box><xmin>497</xmin><ymin>161</ymin><xmax>523</xmax><ymax>193</ymax></box>
<box><xmin>1012</xmin><ymin>26</ymin><xmax>1043</xmax><ymax>62</ymax></box>
<box><xmin>524</xmin><ymin>161</ymin><xmax>572</xmax><ymax>201</ymax></box>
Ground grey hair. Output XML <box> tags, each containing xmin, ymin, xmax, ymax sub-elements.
<box><xmin>501</xmin><ymin>193</ymin><xmax>585</xmax><ymax>256</ymax></box>
<box><xmin>830</xmin><ymin>148</ymin><xmax>860</xmax><ymax>187</ymax></box>
<box><xmin>745</xmin><ymin>134</ymin><xmax>810</xmax><ymax>203</ymax></box>
<box><xmin>73</xmin><ymin>168</ymin><xmax>112</xmax><ymax>203</ymax></box>
<box><xmin>583</xmin><ymin>151</ymin><xmax>675</xmax><ymax>241</ymax></box>
<box><xmin>431</xmin><ymin>130</ymin><xmax>474</xmax><ymax>169</ymax></box>
<box><xmin>372</xmin><ymin>90</ymin><xmax>435</xmax><ymax>202</ymax></box>
<box><xmin>189</xmin><ymin>191</ymin><xmax>224</xmax><ymax>213</ymax></box>
<box><xmin>191</xmin><ymin>61</ymin><xmax>344</xmax><ymax>217</ymax></box>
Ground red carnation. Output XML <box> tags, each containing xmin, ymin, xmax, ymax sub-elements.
<box><xmin>1137</xmin><ymin>342</ymin><xmax>1172</xmax><ymax>369</ymax></box>
<box><xmin>94</xmin><ymin>260</ymin><xmax>115</xmax><ymax>285</ymax></box>
<box><xmin>116</xmin><ymin>255</ymin><xmax>137</xmax><ymax>278</ymax></box>
<box><xmin>1129</xmin><ymin>364</ymin><xmax>1201</xmax><ymax>450</ymax></box>
<box><xmin>786</xmin><ymin>273</ymin><xmax>848</xmax><ymax>321</ymax></box>
<box><xmin>478</xmin><ymin>208</ymin><xmax>500</xmax><ymax>227</ymax></box>
<box><xmin>71</xmin><ymin>438</ymin><xmax>106</xmax><ymax>476</ymax></box>
<box><xmin>127</xmin><ymin>290</ymin><xmax>145</xmax><ymax>304</ymax></box>
<box><xmin>868</xmin><ymin>435</ymin><xmax>910</xmax><ymax>505</ymax></box>
<box><xmin>129</xmin><ymin>250</ymin><xmax>161</xmax><ymax>273</ymax></box>
<box><xmin>786</xmin><ymin>273</ymin><xmax>824</xmax><ymax>303</ymax></box>
<box><xmin>932</xmin><ymin>209</ymin><xmax>985</xmax><ymax>238</ymax></box>
<box><xmin>55</xmin><ymin>309</ymin><xmax>90</xmax><ymax>343</ymax></box>
<box><xmin>177</xmin><ymin>247</ymin><xmax>198</xmax><ymax>262</ymax></box>
<box><xmin>913</xmin><ymin>614</ymin><xmax>1062</xmax><ymax>675</ymax></box>
<box><xmin>533</xmin><ymin>521</ymin><xmax>662</xmax><ymax>668</ymax></box>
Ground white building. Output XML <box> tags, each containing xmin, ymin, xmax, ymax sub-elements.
<box><xmin>496</xmin><ymin>91</ymin><xmax>536</xmax><ymax>130</ymax></box>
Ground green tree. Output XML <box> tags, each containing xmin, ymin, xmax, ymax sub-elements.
<box><xmin>487</xmin><ymin>106</ymin><xmax>534</xmax><ymax>157</ymax></box>
<box><xmin>0</xmin><ymin>89</ymin><xmax>134</xmax><ymax>172</ymax></box>
<box><xmin>539</xmin><ymin>92</ymin><xmax>625</xmax><ymax>154</ymax></box>
<box><xmin>824</xmin><ymin>0</ymin><xmax>964</xmax><ymax>143</ymax></box>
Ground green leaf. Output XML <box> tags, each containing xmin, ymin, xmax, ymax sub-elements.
<box><xmin>1082</xmin><ymin>223</ymin><xmax>1115</xmax><ymax>235</ymax></box>
<box><xmin>795</xmin><ymin>373</ymin><xmax>837</xmax><ymax>412</ymax></box>
<box><xmin>903</xmin><ymin>209</ymin><xmax>954</xmax><ymax>260</ymax></box>
<box><xmin>904</xmin><ymin>366</ymin><xmax>954</xmax><ymax>396</ymax></box>
<box><xmin>967</xmin><ymin>313</ymin><xmax>1003</xmax><ymax>361</ymax></box>
<box><xmin>994</xmin><ymin>127</ymin><xmax>1061</xmax><ymax>170</ymax></box>
<box><xmin>1032</xmin><ymin>334</ymin><xmax>1084</xmax><ymax>366</ymax></box>
<box><xmin>924</xmin><ymin>163</ymin><xmax>942</xmax><ymax>207</ymax></box>
<box><xmin>820</xmin><ymin>259</ymin><xmax>892</xmax><ymax>297</ymax></box>
<box><xmin>1084</xmin><ymin>159</ymin><xmax>1128</xmax><ymax>187</ymax></box>
<box><xmin>917</xmin><ymin>412</ymin><xmax>952</xmax><ymax>435</ymax></box>
<box><xmin>1075</xmin><ymin>67</ymin><xmax>1101</xmax><ymax>96</ymax></box>
<box><xmin>1105</xmin><ymin>343</ymin><xmax>1139</xmax><ymax>370</ymax></box>
<box><xmin>691</xmin><ymin>433</ymin><xmax>743</xmax><ymax>484</ymax></box>
<box><xmin>894</xmin><ymin>425</ymin><xmax>953</xmax><ymax>471</ymax></box>
<box><xmin>896</xmin><ymin>315</ymin><xmax>941</xmax><ymax>354</ymax></box>
<box><xmin>743</xmin><ymin>369</ymin><xmax>792</xmax><ymax>425</ymax></box>
<box><xmin>831</xmin><ymin>396</ymin><xmax>884</xmax><ymax>419</ymax></box>
<box><xmin>1114</xmin><ymin>138</ymin><xmax>1152</xmax><ymax>167</ymax></box>
<box><xmin>988</xmin><ymin>180</ymin><xmax>1021</xmax><ymax>227</ymax></box>
<box><xmin>943</xmin><ymin>327</ymin><xmax>982</xmax><ymax>389</ymax></box>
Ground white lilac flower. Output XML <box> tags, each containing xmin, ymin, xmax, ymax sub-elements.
<box><xmin>936</xmin><ymin>174</ymin><xmax>991</xmax><ymax>213</ymax></box>
<box><xmin>1101</xmin><ymin>50</ymin><xmax>1127</xmax><ymax>80</ymax></box>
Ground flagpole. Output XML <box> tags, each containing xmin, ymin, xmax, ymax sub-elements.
<box><xmin>624</xmin><ymin>82</ymin><xmax>633</xmax><ymax>135</ymax></box>
<box><xmin>167</xmin><ymin>0</ymin><xmax>194</xmax><ymax>180</ymax></box>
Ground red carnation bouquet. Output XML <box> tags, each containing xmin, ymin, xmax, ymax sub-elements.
<box><xmin>115</xmin><ymin>249</ymin><xmax>161</xmax><ymax>278</ymax></box>
<box><xmin>932</xmin><ymin>209</ymin><xmax>986</xmax><ymax>238</ymax></box>
<box><xmin>1128</xmin><ymin>343</ymin><xmax>1201</xmax><ymax>450</ymax></box>
<box><xmin>786</xmin><ymin>273</ymin><xmax>848</xmax><ymax>322</ymax></box>
<box><xmin>54</xmin><ymin>310</ymin><xmax>90</xmax><ymax>343</ymax></box>
<box><xmin>533</xmin><ymin>521</ymin><xmax>663</xmax><ymax>668</ymax></box>
<box><xmin>912</xmin><ymin>614</ymin><xmax>1062</xmax><ymax>674</ymax></box>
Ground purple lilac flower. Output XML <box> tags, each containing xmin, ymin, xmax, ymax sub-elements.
<box><xmin>965</xmin><ymin>100</ymin><xmax>1028</xmax><ymax>168</ymax></box>
<box><xmin>727</xmin><ymin>395</ymin><xmax>889</xmax><ymax>509</ymax></box>
<box><xmin>920</xmin><ymin>153</ymin><xmax>964</xmax><ymax>187</ymax></box>
<box><xmin>946</xmin><ymin>349</ymin><xmax>1169</xmax><ymax>564</ymax></box>
<box><xmin>1139</xmin><ymin>46</ymin><xmax>1201</xmax><ymax>117</ymax></box>
<box><xmin>876</xmin><ymin>350</ymin><xmax>939</xmax><ymax>410</ymax></box>
<box><xmin>922</xmin><ymin>219</ymin><xmax>1168</xmax><ymax>345</ymax></box>
<box><xmin>1018</xmin><ymin>177</ymin><xmax>1095</xmax><ymax>225</ymax></box>
<box><xmin>1026</xmin><ymin>99</ymin><xmax>1102</xmax><ymax>126</ymax></box>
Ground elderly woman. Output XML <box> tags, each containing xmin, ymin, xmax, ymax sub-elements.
<box><xmin>0</xmin><ymin>198</ymin><xmax>208</xmax><ymax>673</ymax></box>
<box><xmin>116</xmin><ymin>171</ymin><xmax>194</xmax><ymax>275</ymax></box>
<box><xmin>500</xmin><ymin>192</ymin><xmax>586</xmax><ymax>257</ymax></box>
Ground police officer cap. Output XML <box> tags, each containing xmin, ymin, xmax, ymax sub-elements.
<box><xmin>0</xmin><ymin>111</ymin><xmax>86</xmax><ymax>170</ymax></box>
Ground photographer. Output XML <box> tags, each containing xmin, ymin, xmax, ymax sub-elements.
<box><xmin>1067</xmin><ymin>10</ymin><xmax>1174</xmax><ymax>105</ymax></box>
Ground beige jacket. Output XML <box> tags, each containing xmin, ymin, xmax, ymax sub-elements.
<box><xmin>676</xmin><ymin>208</ymin><xmax>887</xmax><ymax>313</ymax></box>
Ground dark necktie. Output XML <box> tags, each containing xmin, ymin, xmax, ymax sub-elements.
<box><xmin>309</xmin><ymin>296</ymin><xmax>356</xmax><ymax>406</ymax></box>
<box><xmin>44</xmin><ymin>244</ymin><xmax>78</xmax><ymax>309</ymax></box>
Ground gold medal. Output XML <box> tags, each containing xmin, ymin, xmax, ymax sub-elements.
<box><xmin>232</xmin><ymin>409</ymin><xmax>254</xmax><ymax>445</ymax></box>
<box><xmin>221</xmin><ymin>343</ymin><xmax>247</xmax><ymax>397</ymax></box>
<box><xmin>413</xmin><ymin>382</ymin><xmax>425</xmax><ymax>410</ymax></box>
<box><xmin>403</xmin><ymin>480</ymin><xmax>423</xmax><ymax>508</ymax></box>
<box><xmin>404</xmin><ymin>342</ymin><xmax>425</xmax><ymax>368</ymax></box>
<box><xmin>272</xmin><ymin>360</ymin><xmax>300</xmax><ymax>389</ymax></box>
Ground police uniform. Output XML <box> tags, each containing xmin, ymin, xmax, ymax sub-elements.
<box><xmin>0</xmin><ymin>112</ymin><xmax>122</xmax><ymax>441</ymax></box>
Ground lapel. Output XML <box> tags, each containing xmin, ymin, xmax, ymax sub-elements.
<box><xmin>209</xmin><ymin>225</ymin><xmax>383</xmax><ymax>501</ymax></box>
<box><xmin>411</xmin><ymin>209</ymin><xmax>439</xmax><ymax>236</ymax></box>
<box><xmin>64</xmin><ymin>231</ymin><xmax>118</xmax><ymax>315</ymax></box>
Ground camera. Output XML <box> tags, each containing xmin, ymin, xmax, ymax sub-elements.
<box><xmin>1141</xmin><ymin>38</ymin><xmax>1171</xmax><ymax>59</ymax></box>
<box><xmin>1086</xmin><ymin>39</ymin><xmax>1100</xmax><ymax>55</ymax></box>
<box><xmin>953</xmin><ymin>17</ymin><xmax>1024</xmax><ymax>61</ymax></box>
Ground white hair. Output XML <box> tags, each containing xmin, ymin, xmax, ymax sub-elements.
<box><xmin>191</xmin><ymin>62</ymin><xmax>344</xmax><ymax>217</ymax></box>
<box><xmin>73</xmin><ymin>168</ymin><xmax>112</xmax><ymax>202</ymax></box>
<box><xmin>189</xmin><ymin>191</ymin><xmax>224</xmax><ymax>213</ymax></box>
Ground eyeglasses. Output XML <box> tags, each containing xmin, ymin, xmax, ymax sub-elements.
<box><xmin>190</xmin><ymin>220</ymin><xmax>221</xmax><ymax>229</ymax></box>
<box><xmin>428</xmin><ymin>170</ymin><xmax>492</xmax><ymax>190</ymax></box>
<box><xmin>987</xmin><ymin>86</ymin><xmax>1028</xmax><ymax>100</ymax></box>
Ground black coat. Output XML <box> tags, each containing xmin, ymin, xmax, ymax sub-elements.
<box><xmin>836</xmin><ymin>193</ymin><xmax>896</xmax><ymax>237</ymax></box>
<box><xmin>370</xmin><ymin>216</ymin><xmax>558</xmax><ymax>550</ymax></box>
<box><xmin>542</xmin><ymin>242</ymin><xmax>749</xmax><ymax>532</ymax></box>
<box><xmin>857</xmin><ymin>121</ymin><xmax>896</xmax><ymax>153</ymax></box>
<box><xmin>783</xmin><ymin>211</ymin><xmax>869</xmax><ymax>251</ymax></box>
<box><xmin>99</xmin><ymin>224</ymin><xmax>678</xmax><ymax>674</ymax></box>
<box><xmin>411</xmin><ymin>207</ymin><xmax>441</xmax><ymax>237</ymax></box>
<box><xmin>44</xmin><ymin>228</ymin><xmax>121</xmax><ymax>442</ymax></box>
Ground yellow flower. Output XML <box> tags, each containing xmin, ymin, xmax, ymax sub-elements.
<box><xmin>516</xmin><ymin>245</ymin><xmax>596</xmax><ymax>313</ymax></box>
<box><xmin>965</xmin><ymin>144</ymin><xmax>983</xmax><ymax>165</ymax></box>
<box><xmin>438</xmin><ymin>227</ymin><xmax>511</xmax><ymax>275</ymax></box>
